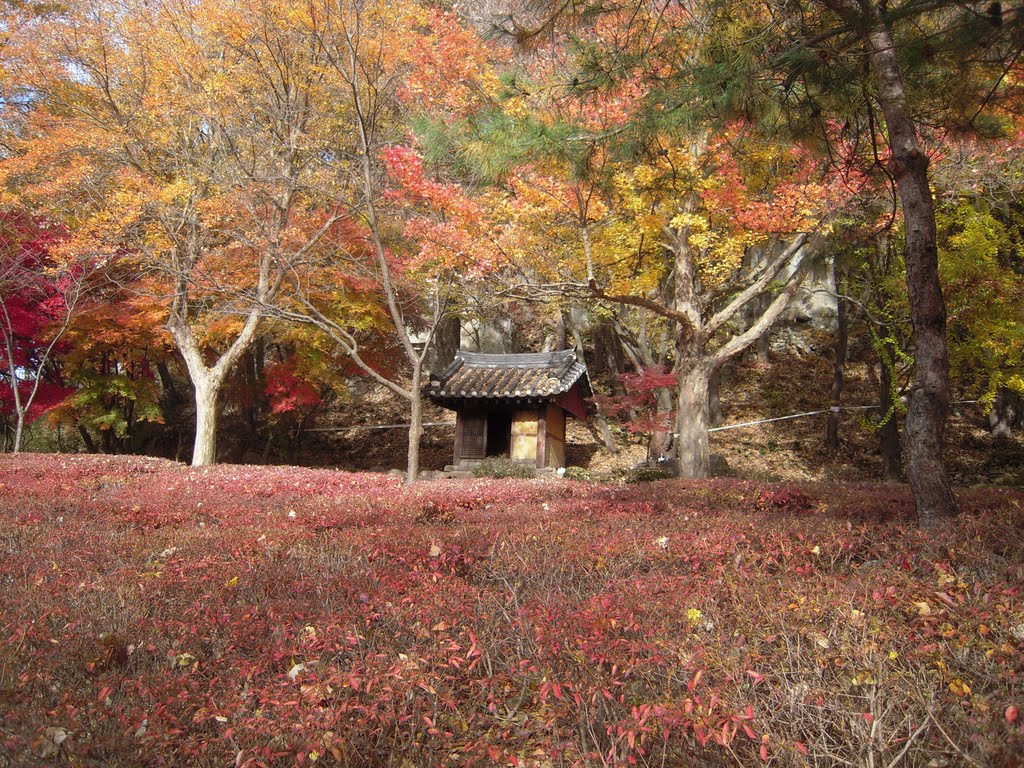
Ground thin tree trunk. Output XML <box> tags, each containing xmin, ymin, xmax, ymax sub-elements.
<box><xmin>825</xmin><ymin>271</ymin><xmax>848</xmax><ymax>449</ymax></box>
<box><xmin>79</xmin><ymin>425</ymin><xmax>98</xmax><ymax>454</ymax></box>
<box><xmin>406</xmin><ymin>368</ymin><xmax>423</xmax><ymax>484</ymax></box>
<box><xmin>554</xmin><ymin>311</ymin><xmax>568</xmax><ymax>351</ymax></box>
<box><xmin>12</xmin><ymin>412</ymin><xmax>24</xmax><ymax>453</ymax></box>
<box><xmin>840</xmin><ymin>0</ymin><xmax>957</xmax><ymax>526</ymax></box>
<box><xmin>751</xmin><ymin>294</ymin><xmax>772</xmax><ymax>364</ymax></box>
<box><xmin>573</xmin><ymin>322</ymin><xmax>618</xmax><ymax>455</ymax></box>
<box><xmin>594</xmin><ymin>411</ymin><xmax>618</xmax><ymax>455</ymax></box>
<box><xmin>650</xmin><ymin>387</ymin><xmax>674</xmax><ymax>459</ymax></box>
<box><xmin>675</xmin><ymin>362</ymin><xmax>711</xmax><ymax>478</ymax></box>
<box><xmin>434</xmin><ymin>315</ymin><xmax>461</xmax><ymax>370</ymax></box>
<box><xmin>157</xmin><ymin>361</ymin><xmax>177</xmax><ymax>400</ymax></box>
<box><xmin>879</xmin><ymin>356</ymin><xmax>902</xmax><ymax>481</ymax></box>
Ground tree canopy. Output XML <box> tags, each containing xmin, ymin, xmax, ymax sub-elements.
<box><xmin>0</xmin><ymin>0</ymin><xmax>1021</xmax><ymax>525</ymax></box>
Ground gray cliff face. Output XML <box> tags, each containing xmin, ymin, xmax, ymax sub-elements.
<box><xmin>769</xmin><ymin>255</ymin><xmax>839</xmax><ymax>357</ymax></box>
<box><xmin>743</xmin><ymin>240</ymin><xmax>838</xmax><ymax>332</ymax></box>
<box><xmin>781</xmin><ymin>256</ymin><xmax>838</xmax><ymax>331</ymax></box>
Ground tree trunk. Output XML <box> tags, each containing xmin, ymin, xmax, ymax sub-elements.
<box><xmin>750</xmin><ymin>296</ymin><xmax>772</xmax><ymax>364</ymax></box>
<box><xmin>157</xmin><ymin>360</ymin><xmax>178</xmax><ymax>400</ymax></box>
<box><xmin>855</xmin><ymin>2</ymin><xmax>957</xmax><ymax>526</ymax></box>
<box><xmin>567</xmin><ymin>319</ymin><xmax>616</xmax><ymax>455</ymax></box>
<box><xmin>825</xmin><ymin>273</ymin><xmax>848</xmax><ymax>449</ymax></box>
<box><xmin>12</xmin><ymin>411</ymin><xmax>25</xmax><ymax>454</ymax></box>
<box><xmin>675</xmin><ymin>362</ymin><xmax>711</xmax><ymax>478</ymax></box>
<box><xmin>708</xmin><ymin>366</ymin><xmax>725</xmax><ymax>427</ymax></box>
<box><xmin>406</xmin><ymin>368</ymin><xmax>423</xmax><ymax>484</ymax></box>
<box><xmin>554</xmin><ymin>311</ymin><xmax>568</xmax><ymax>351</ymax></box>
<box><xmin>78</xmin><ymin>425</ymin><xmax>98</xmax><ymax>454</ymax></box>
<box><xmin>596</xmin><ymin>321</ymin><xmax>629</xmax><ymax>378</ymax></box>
<box><xmin>191</xmin><ymin>377</ymin><xmax>220</xmax><ymax>467</ymax></box>
<box><xmin>434</xmin><ymin>315</ymin><xmax>461</xmax><ymax>370</ymax></box>
<box><xmin>594</xmin><ymin>411</ymin><xmax>618</xmax><ymax>455</ymax></box>
<box><xmin>879</xmin><ymin>356</ymin><xmax>902</xmax><ymax>481</ymax></box>
<box><xmin>649</xmin><ymin>386</ymin><xmax>675</xmax><ymax>459</ymax></box>
<box><xmin>236</xmin><ymin>351</ymin><xmax>259</xmax><ymax>461</ymax></box>
<box><xmin>990</xmin><ymin>387</ymin><xmax>1020</xmax><ymax>438</ymax></box>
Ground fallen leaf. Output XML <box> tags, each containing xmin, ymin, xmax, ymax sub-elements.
<box><xmin>948</xmin><ymin>679</ymin><xmax>971</xmax><ymax>696</ymax></box>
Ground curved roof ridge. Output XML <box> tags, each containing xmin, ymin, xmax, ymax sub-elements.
<box><xmin>457</xmin><ymin>350</ymin><xmax>577</xmax><ymax>368</ymax></box>
<box><xmin>425</xmin><ymin>349</ymin><xmax>590</xmax><ymax>407</ymax></box>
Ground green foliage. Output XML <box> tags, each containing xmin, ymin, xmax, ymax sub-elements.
<box><xmin>412</xmin><ymin>106</ymin><xmax>594</xmax><ymax>185</ymax></box>
<box><xmin>562</xmin><ymin>465</ymin><xmax>592</xmax><ymax>481</ymax></box>
<box><xmin>625</xmin><ymin>463</ymin><xmax>675</xmax><ymax>483</ymax></box>
<box><xmin>60</xmin><ymin>363</ymin><xmax>160</xmax><ymax>428</ymax></box>
<box><xmin>938</xmin><ymin>201</ymin><xmax>1024</xmax><ymax>401</ymax></box>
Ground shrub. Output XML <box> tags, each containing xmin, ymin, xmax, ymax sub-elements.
<box><xmin>625</xmin><ymin>463</ymin><xmax>675</xmax><ymax>483</ymax></box>
<box><xmin>471</xmin><ymin>455</ymin><xmax>537</xmax><ymax>479</ymax></box>
<box><xmin>563</xmin><ymin>466</ymin><xmax>592</xmax><ymax>482</ymax></box>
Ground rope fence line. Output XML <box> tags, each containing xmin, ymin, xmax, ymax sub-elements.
<box><xmin>708</xmin><ymin>400</ymin><xmax>981</xmax><ymax>433</ymax></box>
<box><xmin>708</xmin><ymin>408</ymin><xmax>862</xmax><ymax>432</ymax></box>
<box><xmin>302</xmin><ymin>401</ymin><xmax>984</xmax><ymax>434</ymax></box>
<box><xmin>303</xmin><ymin>422</ymin><xmax>452</xmax><ymax>432</ymax></box>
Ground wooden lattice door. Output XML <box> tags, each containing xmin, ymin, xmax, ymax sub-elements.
<box><xmin>459</xmin><ymin>414</ymin><xmax>486</xmax><ymax>460</ymax></box>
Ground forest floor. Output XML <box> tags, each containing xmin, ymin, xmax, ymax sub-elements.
<box><xmin>303</xmin><ymin>352</ymin><xmax>1023</xmax><ymax>488</ymax></box>
<box><xmin>1</xmin><ymin>453</ymin><xmax>1022</xmax><ymax>767</ymax></box>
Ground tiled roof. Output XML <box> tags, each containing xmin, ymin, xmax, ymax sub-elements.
<box><xmin>425</xmin><ymin>350</ymin><xmax>590</xmax><ymax>404</ymax></box>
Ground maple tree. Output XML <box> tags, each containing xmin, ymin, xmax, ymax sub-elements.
<box><xmin>47</xmin><ymin>274</ymin><xmax>170</xmax><ymax>455</ymax></box>
<box><xmin>262</xmin><ymin>1</ymin><xmax>506</xmax><ymax>482</ymax></box>
<box><xmin>0</xmin><ymin>209</ymin><xmax>87</xmax><ymax>452</ymax></box>
<box><xmin>594</xmin><ymin>365</ymin><xmax>678</xmax><ymax>460</ymax></box>
<box><xmin>0</xmin><ymin>0</ymin><xmax>353</xmax><ymax>465</ymax></box>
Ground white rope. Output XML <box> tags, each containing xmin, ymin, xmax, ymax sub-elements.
<box><xmin>706</xmin><ymin>400</ymin><xmax>981</xmax><ymax>433</ymax></box>
<box><xmin>708</xmin><ymin>409</ymin><xmax>832</xmax><ymax>432</ymax></box>
<box><xmin>302</xmin><ymin>401</ymin><xmax>984</xmax><ymax>435</ymax></box>
<box><xmin>303</xmin><ymin>422</ymin><xmax>452</xmax><ymax>432</ymax></box>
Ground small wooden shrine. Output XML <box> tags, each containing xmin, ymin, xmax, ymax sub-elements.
<box><xmin>425</xmin><ymin>350</ymin><xmax>590</xmax><ymax>471</ymax></box>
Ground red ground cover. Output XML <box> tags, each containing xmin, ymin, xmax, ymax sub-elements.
<box><xmin>1</xmin><ymin>454</ymin><xmax>1022</xmax><ymax>767</ymax></box>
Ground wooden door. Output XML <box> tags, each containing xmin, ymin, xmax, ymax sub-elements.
<box><xmin>511</xmin><ymin>410</ymin><xmax>539</xmax><ymax>463</ymax></box>
<box><xmin>457</xmin><ymin>412</ymin><xmax>487</xmax><ymax>461</ymax></box>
